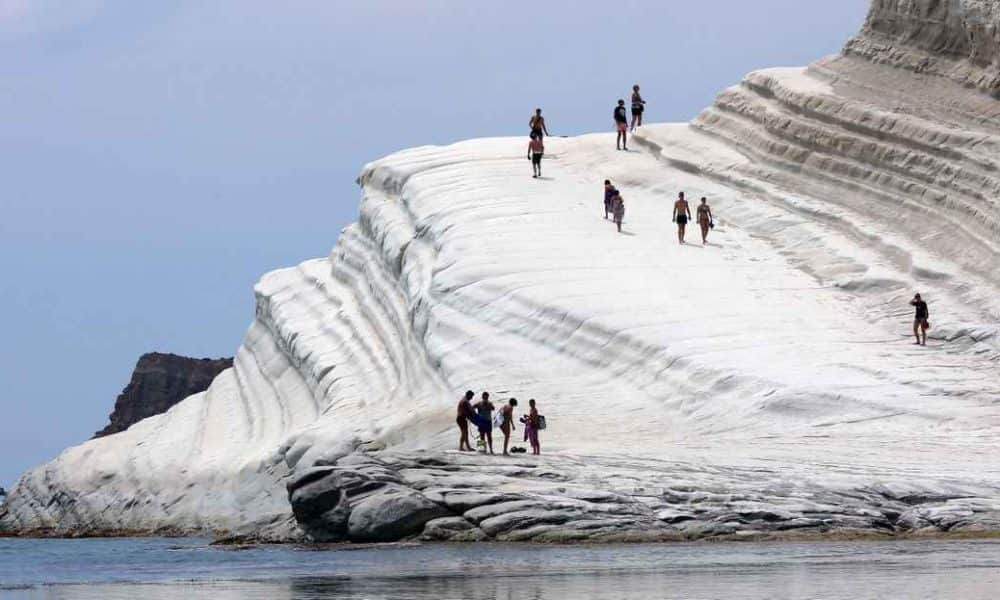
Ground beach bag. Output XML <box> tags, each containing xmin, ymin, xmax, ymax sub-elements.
<box><xmin>493</xmin><ymin>410</ymin><xmax>505</xmax><ymax>428</ymax></box>
<box><xmin>537</xmin><ymin>415</ymin><xmax>547</xmax><ymax>430</ymax></box>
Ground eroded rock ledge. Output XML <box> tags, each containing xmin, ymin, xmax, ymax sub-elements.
<box><xmin>287</xmin><ymin>451</ymin><xmax>1000</xmax><ymax>544</ymax></box>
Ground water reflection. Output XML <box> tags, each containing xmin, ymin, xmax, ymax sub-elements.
<box><xmin>9</xmin><ymin>539</ymin><xmax>1000</xmax><ymax>600</ymax></box>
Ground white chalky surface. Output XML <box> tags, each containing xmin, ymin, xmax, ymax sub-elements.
<box><xmin>3</xmin><ymin>0</ymin><xmax>1000</xmax><ymax>540</ymax></box>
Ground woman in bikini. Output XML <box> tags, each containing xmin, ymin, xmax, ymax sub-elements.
<box><xmin>697</xmin><ymin>197</ymin><xmax>714</xmax><ymax>245</ymax></box>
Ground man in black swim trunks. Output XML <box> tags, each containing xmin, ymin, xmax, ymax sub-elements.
<box><xmin>910</xmin><ymin>293</ymin><xmax>930</xmax><ymax>346</ymax></box>
<box><xmin>673</xmin><ymin>192</ymin><xmax>692</xmax><ymax>244</ymax></box>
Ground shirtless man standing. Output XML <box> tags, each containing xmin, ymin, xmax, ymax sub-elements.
<box><xmin>696</xmin><ymin>197</ymin><xmax>713</xmax><ymax>245</ymax></box>
<box><xmin>529</xmin><ymin>108</ymin><xmax>549</xmax><ymax>139</ymax></box>
<box><xmin>672</xmin><ymin>192</ymin><xmax>692</xmax><ymax>244</ymax></box>
<box><xmin>500</xmin><ymin>398</ymin><xmax>518</xmax><ymax>455</ymax></box>
<box><xmin>456</xmin><ymin>390</ymin><xmax>475</xmax><ymax>452</ymax></box>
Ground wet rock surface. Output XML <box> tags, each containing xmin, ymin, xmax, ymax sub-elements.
<box><xmin>288</xmin><ymin>451</ymin><xmax>1000</xmax><ymax>543</ymax></box>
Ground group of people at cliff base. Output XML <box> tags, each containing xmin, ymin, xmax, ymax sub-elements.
<box><xmin>456</xmin><ymin>391</ymin><xmax>544</xmax><ymax>456</ymax></box>
<box><xmin>603</xmin><ymin>182</ymin><xmax>715</xmax><ymax>244</ymax></box>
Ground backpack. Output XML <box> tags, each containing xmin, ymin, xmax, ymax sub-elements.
<box><xmin>536</xmin><ymin>415</ymin><xmax>547</xmax><ymax>430</ymax></box>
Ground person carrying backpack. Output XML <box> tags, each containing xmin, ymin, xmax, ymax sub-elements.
<box><xmin>614</xmin><ymin>100</ymin><xmax>629</xmax><ymax>151</ymax></box>
<box><xmin>523</xmin><ymin>398</ymin><xmax>541</xmax><ymax>455</ymax></box>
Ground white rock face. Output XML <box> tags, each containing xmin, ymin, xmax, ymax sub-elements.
<box><xmin>3</xmin><ymin>0</ymin><xmax>1000</xmax><ymax>541</ymax></box>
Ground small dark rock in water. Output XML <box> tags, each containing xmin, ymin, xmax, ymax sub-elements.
<box><xmin>93</xmin><ymin>352</ymin><xmax>232</xmax><ymax>438</ymax></box>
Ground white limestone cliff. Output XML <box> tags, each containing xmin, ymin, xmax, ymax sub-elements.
<box><xmin>3</xmin><ymin>0</ymin><xmax>999</xmax><ymax>542</ymax></box>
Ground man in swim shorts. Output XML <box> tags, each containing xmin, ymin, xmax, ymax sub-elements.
<box><xmin>604</xmin><ymin>180</ymin><xmax>616</xmax><ymax>219</ymax></box>
<box><xmin>474</xmin><ymin>391</ymin><xmax>495</xmax><ymax>454</ymax></box>
<box><xmin>456</xmin><ymin>390</ymin><xmax>475</xmax><ymax>452</ymax></box>
<box><xmin>528</xmin><ymin>133</ymin><xmax>544</xmax><ymax>178</ymax></box>
<box><xmin>614</xmin><ymin>100</ymin><xmax>629</xmax><ymax>151</ymax></box>
<box><xmin>910</xmin><ymin>293</ymin><xmax>930</xmax><ymax>346</ymax></box>
<box><xmin>673</xmin><ymin>192</ymin><xmax>692</xmax><ymax>244</ymax></box>
<box><xmin>500</xmin><ymin>398</ymin><xmax>518</xmax><ymax>455</ymax></box>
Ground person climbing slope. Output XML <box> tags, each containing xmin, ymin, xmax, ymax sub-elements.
<box><xmin>530</xmin><ymin>108</ymin><xmax>549</xmax><ymax>139</ymax></box>
<box><xmin>528</xmin><ymin>134</ymin><xmax>544</xmax><ymax>178</ymax></box>
<box><xmin>630</xmin><ymin>84</ymin><xmax>646</xmax><ymax>132</ymax></box>
<box><xmin>673</xmin><ymin>192</ymin><xmax>692</xmax><ymax>244</ymax></box>
<box><xmin>612</xmin><ymin>190</ymin><xmax>625</xmax><ymax>233</ymax></box>
<box><xmin>604</xmin><ymin>180</ymin><xmax>617</xmax><ymax>219</ymax></box>
<box><xmin>696</xmin><ymin>197</ymin><xmax>714</xmax><ymax>245</ymax></box>
<box><xmin>614</xmin><ymin>100</ymin><xmax>629</xmax><ymax>150</ymax></box>
<box><xmin>910</xmin><ymin>293</ymin><xmax>930</xmax><ymax>346</ymax></box>
<box><xmin>456</xmin><ymin>390</ymin><xmax>475</xmax><ymax>452</ymax></box>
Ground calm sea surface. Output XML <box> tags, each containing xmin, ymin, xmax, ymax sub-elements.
<box><xmin>1</xmin><ymin>537</ymin><xmax>999</xmax><ymax>599</ymax></box>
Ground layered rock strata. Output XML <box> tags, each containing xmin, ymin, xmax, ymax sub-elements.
<box><xmin>2</xmin><ymin>0</ymin><xmax>999</xmax><ymax>542</ymax></box>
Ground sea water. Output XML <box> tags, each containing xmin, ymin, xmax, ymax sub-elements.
<box><xmin>1</xmin><ymin>537</ymin><xmax>999</xmax><ymax>599</ymax></box>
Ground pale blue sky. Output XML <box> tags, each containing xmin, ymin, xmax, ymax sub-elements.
<box><xmin>0</xmin><ymin>0</ymin><xmax>869</xmax><ymax>486</ymax></box>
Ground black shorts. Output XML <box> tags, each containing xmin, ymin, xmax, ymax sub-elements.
<box><xmin>676</xmin><ymin>215</ymin><xmax>688</xmax><ymax>226</ymax></box>
<box><xmin>532</xmin><ymin>152</ymin><xmax>543</xmax><ymax>165</ymax></box>
<box><xmin>632</xmin><ymin>106</ymin><xmax>644</xmax><ymax>115</ymax></box>
<box><xmin>531</xmin><ymin>127</ymin><xmax>543</xmax><ymax>138</ymax></box>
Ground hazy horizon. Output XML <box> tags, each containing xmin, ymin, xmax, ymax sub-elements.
<box><xmin>0</xmin><ymin>0</ymin><xmax>868</xmax><ymax>486</ymax></box>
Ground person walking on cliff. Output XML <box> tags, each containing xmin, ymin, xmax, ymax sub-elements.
<box><xmin>604</xmin><ymin>180</ymin><xmax>617</xmax><ymax>219</ymax></box>
<box><xmin>630</xmin><ymin>84</ymin><xmax>646</xmax><ymax>132</ymax></box>
<box><xmin>673</xmin><ymin>192</ymin><xmax>692</xmax><ymax>244</ymax></box>
<box><xmin>530</xmin><ymin>108</ymin><xmax>549</xmax><ymax>139</ymax></box>
<box><xmin>696</xmin><ymin>197</ymin><xmax>714</xmax><ymax>245</ymax></box>
<box><xmin>499</xmin><ymin>397</ymin><xmax>518</xmax><ymax>455</ymax></box>
<box><xmin>474</xmin><ymin>391</ymin><xmax>496</xmax><ymax>454</ymax></box>
<box><xmin>528</xmin><ymin>133</ymin><xmax>544</xmax><ymax>178</ymax></box>
<box><xmin>615</xmin><ymin>100</ymin><xmax>629</xmax><ymax>150</ymax></box>
<box><xmin>910</xmin><ymin>293</ymin><xmax>930</xmax><ymax>346</ymax></box>
<box><xmin>612</xmin><ymin>190</ymin><xmax>625</xmax><ymax>233</ymax></box>
<box><xmin>456</xmin><ymin>390</ymin><xmax>475</xmax><ymax>452</ymax></box>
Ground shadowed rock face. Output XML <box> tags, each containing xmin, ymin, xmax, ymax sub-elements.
<box><xmin>93</xmin><ymin>353</ymin><xmax>232</xmax><ymax>438</ymax></box>
<box><xmin>846</xmin><ymin>0</ymin><xmax>1000</xmax><ymax>95</ymax></box>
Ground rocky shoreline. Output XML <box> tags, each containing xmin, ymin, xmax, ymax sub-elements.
<box><xmin>5</xmin><ymin>449</ymin><xmax>1000</xmax><ymax>545</ymax></box>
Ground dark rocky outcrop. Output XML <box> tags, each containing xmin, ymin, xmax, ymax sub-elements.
<box><xmin>93</xmin><ymin>352</ymin><xmax>232</xmax><ymax>438</ymax></box>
